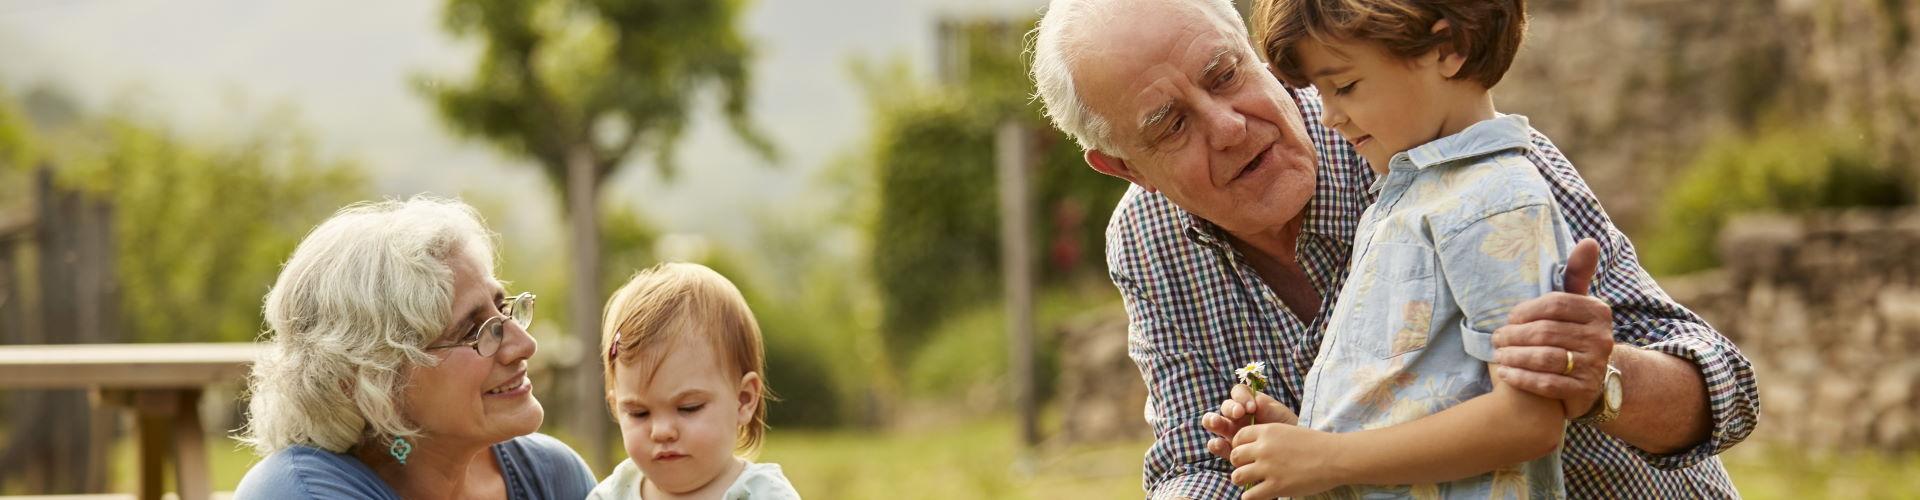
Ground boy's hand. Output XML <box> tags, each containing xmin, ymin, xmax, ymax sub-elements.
<box><xmin>1491</xmin><ymin>238</ymin><xmax>1615</xmax><ymax>417</ymax></box>
<box><xmin>1228</xmin><ymin>422</ymin><xmax>1342</xmax><ymax>499</ymax></box>
<box><xmin>1202</xmin><ymin>383</ymin><xmax>1297</xmax><ymax>460</ymax></box>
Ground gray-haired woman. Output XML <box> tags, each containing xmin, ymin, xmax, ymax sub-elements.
<box><xmin>234</xmin><ymin>197</ymin><xmax>594</xmax><ymax>500</ymax></box>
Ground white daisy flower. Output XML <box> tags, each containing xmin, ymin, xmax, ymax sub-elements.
<box><xmin>1235</xmin><ymin>361</ymin><xmax>1269</xmax><ymax>394</ymax></box>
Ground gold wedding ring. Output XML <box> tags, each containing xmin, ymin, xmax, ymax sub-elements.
<box><xmin>1563</xmin><ymin>351</ymin><xmax>1576</xmax><ymax>376</ymax></box>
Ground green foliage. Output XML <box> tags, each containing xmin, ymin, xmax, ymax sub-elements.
<box><xmin>596</xmin><ymin>205</ymin><xmax>662</xmax><ymax>293</ymax></box>
<box><xmin>0</xmin><ymin>97</ymin><xmax>30</xmax><ymax>171</ymax></box>
<box><xmin>855</xmin><ymin>20</ymin><xmax>1128</xmax><ymax>360</ymax></box>
<box><xmin>421</xmin><ymin>0</ymin><xmax>774</xmax><ymax>193</ymax></box>
<box><xmin>737</xmin><ymin>200</ymin><xmax>894</xmax><ymax>428</ymax></box>
<box><xmin>1642</xmin><ymin>124</ymin><xmax>1912</xmax><ymax>275</ymax></box>
<box><xmin>0</xmin><ymin>97</ymin><xmax>35</xmax><ymax>206</ymax></box>
<box><xmin>903</xmin><ymin>286</ymin><xmax>1120</xmax><ymax>405</ymax></box>
<box><xmin>46</xmin><ymin>111</ymin><xmax>368</xmax><ymax>343</ymax></box>
<box><xmin>864</xmin><ymin>86</ymin><xmax>1003</xmax><ymax>359</ymax></box>
<box><xmin>752</xmin><ymin>296</ymin><xmax>850</xmax><ymax>428</ymax></box>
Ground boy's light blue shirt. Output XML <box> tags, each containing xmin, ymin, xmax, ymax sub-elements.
<box><xmin>1297</xmin><ymin>114</ymin><xmax>1571</xmax><ymax>499</ymax></box>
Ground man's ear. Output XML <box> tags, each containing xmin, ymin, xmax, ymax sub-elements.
<box><xmin>736</xmin><ymin>371</ymin><xmax>763</xmax><ymax>421</ymax></box>
<box><xmin>1085</xmin><ymin>150</ymin><xmax>1157</xmax><ymax>192</ymax></box>
<box><xmin>1428</xmin><ymin>19</ymin><xmax>1468</xmax><ymax>79</ymax></box>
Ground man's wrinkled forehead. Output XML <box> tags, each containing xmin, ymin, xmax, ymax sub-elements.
<box><xmin>1104</xmin><ymin>0</ymin><xmax>1245</xmax><ymax>46</ymax></box>
<box><xmin>1078</xmin><ymin>1</ymin><xmax>1249</xmax><ymax>124</ymax></box>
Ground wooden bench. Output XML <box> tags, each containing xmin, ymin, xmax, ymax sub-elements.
<box><xmin>0</xmin><ymin>343</ymin><xmax>260</xmax><ymax>500</ymax></box>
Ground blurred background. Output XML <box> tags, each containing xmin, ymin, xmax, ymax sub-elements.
<box><xmin>0</xmin><ymin>0</ymin><xmax>1917</xmax><ymax>498</ymax></box>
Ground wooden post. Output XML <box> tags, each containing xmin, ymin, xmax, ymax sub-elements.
<box><xmin>169</xmin><ymin>390</ymin><xmax>210</xmax><ymax>500</ymax></box>
<box><xmin>31</xmin><ymin>166</ymin><xmax>99</xmax><ymax>493</ymax></box>
<box><xmin>566</xmin><ymin>143</ymin><xmax>609</xmax><ymax>472</ymax></box>
<box><xmin>0</xmin><ymin>226</ymin><xmax>17</xmax><ymax>493</ymax></box>
<box><xmin>132</xmin><ymin>391</ymin><xmax>173</xmax><ymax>500</ymax></box>
<box><xmin>0</xmin><ymin>166</ymin><xmax>115</xmax><ymax>494</ymax></box>
<box><xmin>996</xmin><ymin>121</ymin><xmax>1039</xmax><ymax>451</ymax></box>
<box><xmin>79</xmin><ymin>189</ymin><xmax>121</xmax><ymax>493</ymax></box>
<box><xmin>0</xmin><ymin>239</ymin><xmax>17</xmax><ymax>346</ymax></box>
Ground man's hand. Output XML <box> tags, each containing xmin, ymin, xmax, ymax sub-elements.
<box><xmin>1492</xmin><ymin>238</ymin><xmax>1615</xmax><ymax>417</ymax></box>
<box><xmin>1201</xmin><ymin>383</ymin><xmax>1297</xmax><ymax>460</ymax></box>
<box><xmin>1228</xmin><ymin>423</ymin><xmax>1342</xmax><ymax>499</ymax></box>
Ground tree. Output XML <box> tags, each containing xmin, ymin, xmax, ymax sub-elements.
<box><xmin>418</xmin><ymin>0</ymin><xmax>774</xmax><ymax>468</ymax></box>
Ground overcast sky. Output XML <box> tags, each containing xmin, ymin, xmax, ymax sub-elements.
<box><xmin>0</xmin><ymin>0</ymin><xmax>1049</xmax><ymax>256</ymax></box>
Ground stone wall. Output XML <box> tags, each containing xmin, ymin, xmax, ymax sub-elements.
<box><xmin>1666</xmin><ymin>209</ymin><xmax>1920</xmax><ymax>452</ymax></box>
<box><xmin>1056</xmin><ymin>308</ymin><xmax>1151</xmax><ymax>444</ymax></box>
<box><xmin>1498</xmin><ymin>0</ymin><xmax>1920</xmax><ymax>229</ymax></box>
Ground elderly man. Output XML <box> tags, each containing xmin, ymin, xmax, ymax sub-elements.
<box><xmin>1029</xmin><ymin>0</ymin><xmax>1758</xmax><ymax>498</ymax></box>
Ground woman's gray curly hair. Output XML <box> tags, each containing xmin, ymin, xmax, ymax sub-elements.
<box><xmin>237</xmin><ymin>196</ymin><xmax>496</xmax><ymax>455</ymax></box>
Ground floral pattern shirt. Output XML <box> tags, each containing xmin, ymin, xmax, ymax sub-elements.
<box><xmin>1297</xmin><ymin>114</ymin><xmax>1568</xmax><ymax>499</ymax></box>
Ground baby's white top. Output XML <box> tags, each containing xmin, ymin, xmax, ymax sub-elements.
<box><xmin>586</xmin><ymin>457</ymin><xmax>800</xmax><ymax>500</ymax></box>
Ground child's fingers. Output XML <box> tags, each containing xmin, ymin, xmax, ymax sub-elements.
<box><xmin>1206</xmin><ymin>436</ymin><xmax>1232</xmax><ymax>460</ymax></box>
<box><xmin>1220</xmin><ymin>398</ymin><xmax>1246</xmax><ymax>421</ymax></box>
<box><xmin>1230</xmin><ymin>383</ymin><xmax>1255</xmax><ymax>404</ymax></box>
<box><xmin>1254</xmin><ymin>393</ymin><xmax>1299</xmax><ymax>425</ymax></box>
<box><xmin>1201</xmin><ymin>412</ymin><xmax>1235</xmax><ymax>438</ymax></box>
<box><xmin>1240</xmin><ymin>479</ymin><xmax>1280</xmax><ymax>500</ymax></box>
<box><xmin>1231</xmin><ymin>462</ymin><xmax>1277</xmax><ymax>499</ymax></box>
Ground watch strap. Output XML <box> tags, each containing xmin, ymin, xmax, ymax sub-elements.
<box><xmin>1575</xmin><ymin>365</ymin><xmax>1622</xmax><ymax>425</ymax></box>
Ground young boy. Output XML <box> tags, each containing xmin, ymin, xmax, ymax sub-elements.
<box><xmin>1229</xmin><ymin>0</ymin><xmax>1574</xmax><ymax>497</ymax></box>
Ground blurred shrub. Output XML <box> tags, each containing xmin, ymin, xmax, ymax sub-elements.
<box><xmin>857</xmin><ymin>19</ymin><xmax>1127</xmax><ymax>361</ymax></box>
<box><xmin>902</xmin><ymin>285</ymin><xmax>1128</xmax><ymax>408</ymax></box>
<box><xmin>0</xmin><ymin>95</ymin><xmax>29</xmax><ymax>171</ymax></box>
<box><xmin>33</xmin><ymin>102</ymin><xmax>369</xmax><ymax>343</ymax></box>
<box><xmin>866</xmin><ymin>90</ymin><xmax>1003</xmax><ymax>360</ymax></box>
<box><xmin>754</xmin><ymin>300</ymin><xmax>849</xmax><ymax>428</ymax></box>
<box><xmin>1642</xmin><ymin>123</ymin><xmax>1913</xmax><ymax>275</ymax></box>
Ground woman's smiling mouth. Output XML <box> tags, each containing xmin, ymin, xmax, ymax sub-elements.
<box><xmin>483</xmin><ymin>375</ymin><xmax>530</xmax><ymax>397</ymax></box>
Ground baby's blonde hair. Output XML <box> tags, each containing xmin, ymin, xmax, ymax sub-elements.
<box><xmin>600</xmin><ymin>262</ymin><xmax>770</xmax><ymax>452</ymax></box>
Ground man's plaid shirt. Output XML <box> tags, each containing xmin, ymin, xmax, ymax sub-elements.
<box><xmin>1106</xmin><ymin>86</ymin><xmax>1759</xmax><ymax>499</ymax></box>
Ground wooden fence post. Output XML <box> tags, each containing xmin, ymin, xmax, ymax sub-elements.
<box><xmin>997</xmin><ymin>121</ymin><xmax>1039</xmax><ymax>453</ymax></box>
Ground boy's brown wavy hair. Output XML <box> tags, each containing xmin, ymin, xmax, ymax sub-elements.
<box><xmin>1253</xmin><ymin>0</ymin><xmax>1528</xmax><ymax>90</ymax></box>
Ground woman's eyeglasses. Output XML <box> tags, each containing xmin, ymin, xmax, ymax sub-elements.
<box><xmin>426</xmin><ymin>292</ymin><xmax>534</xmax><ymax>358</ymax></box>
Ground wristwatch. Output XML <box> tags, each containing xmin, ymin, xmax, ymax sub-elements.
<box><xmin>1576</xmin><ymin>364</ymin><xmax>1623</xmax><ymax>425</ymax></box>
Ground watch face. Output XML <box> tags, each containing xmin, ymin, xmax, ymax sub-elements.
<box><xmin>1605</xmin><ymin>373</ymin><xmax>1624</xmax><ymax>410</ymax></box>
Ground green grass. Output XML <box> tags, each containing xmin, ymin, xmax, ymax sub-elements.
<box><xmin>757</xmin><ymin>416</ymin><xmax>1147</xmax><ymax>499</ymax></box>
<box><xmin>1723</xmin><ymin>442</ymin><xmax>1920</xmax><ymax>499</ymax></box>
<box><xmin>100</xmin><ymin>432</ymin><xmax>259</xmax><ymax>494</ymax></box>
<box><xmin>79</xmin><ymin>419</ymin><xmax>1920</xmax><ymax>498</ymax></box>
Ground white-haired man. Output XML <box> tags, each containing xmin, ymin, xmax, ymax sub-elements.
<box><xmin>1029</xmin><ymin>0</ymin><xmax>1757</xmax><ymax>498</ymax></box>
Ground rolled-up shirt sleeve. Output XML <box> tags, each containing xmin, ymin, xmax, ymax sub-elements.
<box><xmin>1593</xmin><ymin>230</ymin><xmax>1761</xmax><ymax>469</ymax></box>
<box><xmin>1435</xmin><ymin>203</ymin><xmax>1576</xmax><ymax>364</ymax></box>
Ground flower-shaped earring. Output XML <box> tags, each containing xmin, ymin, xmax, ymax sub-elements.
<box><xmin>389</xmin><ymin>436</ymin><xmax>413</xmax><ymax>465</ymax></box>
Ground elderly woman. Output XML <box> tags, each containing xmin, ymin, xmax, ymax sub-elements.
<box><xmin>234</xmin><ymin>197</ymin><xmax>594</xmax><ymax>500</ymax></box>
